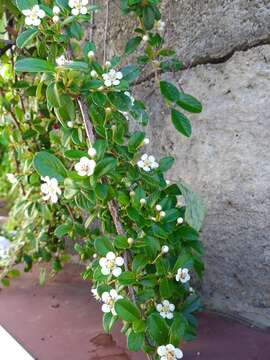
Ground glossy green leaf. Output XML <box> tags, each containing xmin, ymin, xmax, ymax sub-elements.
<box><xmin>15</xmin><ymin>58</ymin><xmax>55</xmax><ymax>73</ymax></box>
<box><xmin>33</xmin><ymin>151</ymin><xmax>67</xmax><ymax>182</ymax></box>
<box><xmin>16</xmin><ymin>28</ymin><xmax>38</xmax><ymax>49</ymax></box>
<box><xmin>115</xmin><ymin>299</ymin><xmax>141</xmax><ymax>322</ymax></box>
<box><xmin>160</xmin><ymin>81</ymin><xmax>179</xmax><ymax>102</ymax></box>
<box><xmin>177</xmin><ymin>93</ymin><xmax>203</xmax><ymax>113</ymax></box>
<box><xmin>171</xmin><ymin>109</ymin><xmax>192</xmax><ymax>137</ymax></box>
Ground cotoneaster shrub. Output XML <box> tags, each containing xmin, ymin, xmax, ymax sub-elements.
<box><xmin>0</xmin><ymin>1</ymin><xmax>206</xmax><ymax>359</ymax></box>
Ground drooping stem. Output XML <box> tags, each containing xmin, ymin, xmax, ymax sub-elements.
<box><xmin>77</xmin><ymin>97</ymin><xmax>136</xmax><ymax>304</ymax></box>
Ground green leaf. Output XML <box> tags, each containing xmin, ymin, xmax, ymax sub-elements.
<box><xmin>46</xmin><ymin>82</ymin><xmax>61</xmax><ymax>108</ymax></box>
<box><xmin>128</xmin><ymin>131</ymin><xmax>144</xmax><ymax>152</ymax></box>
<box><xmin>64</xmin><ymin>150</ymin><xmax>87</xmax><ymax>159</ymax></box>
<box><xmin>94</xmin><ymin>157</ymin><xmax>117</xmax><ymax>177</ymax></box>
<box><xmin>15</xmin><ymin>58</ymin><xmax>55</xmax><ymax>73</ymax></box>
<box><xmin>108</xmin><ymin>92</ymin><xmax>131</xmax><ymax>112</ymax></box>
<box><xmin>118</xmin><ymin>271</ymin><xmax>136</xmax><ymax>285</ymax></box>
<box><xmin>159</xmin><ymin>278</ymin><xmax>173</xmax><ymax>298</ymax></box>
<box><xmin>146</xmin><ymin>313</ymin><xmax>169</xmax><ymax>345</ymax></box>
<box><xmin>54</xmin><ymin>223</ymin><xmax>72</xmax><ymax>238</ymax></box>
<box><xmin>132</xmin><ymin>255</ymin><xmax>148</xmax><ymax>272</ymax></box>
<box><xmin>143</xmin><ymin>6</ymin><xmax>155</xmax><ymax>30</ymax></box>
<box><xmin>158</xmin><ymin>156</ymin><xmax>174</xmax><ymax>172</ymax></box>
<box><xmin>114</xmin><ymin>299</ymin><xmax>141</xmax><ymax>322</ymax></box>
<box><xmin>16</xmin><ymin>28</ymin><xmax>38</xmax><ymax>49</ymax></box>
<box><xmin>33</xmin><ymin>151</ymin><xmax>67</xmax><ymax>182</ymax></box>
<box><xmin>160</xmin><ymin>81</ymin><xmax>180</xmax><ymax>102</ymax></box>
<box><xmin>132</xmin><ymin>319</ymin><xmax>146</xmax><ymax>333</ymax></box>
<box><xmin>171</xmin><ymin>109</ymin><xmax>192</xmax><ymax>137</ymax></box>
<box><xmin>121</xmin><ymin>64</ymin><xmax>140</xmax><ymax>83</ymax></box>
<box><xmin>127</xmin><ymin>331</ymin><xmax>144</xmax><ymax>352</ymax></box>
<box><xmin>16</xmin><ymin>0</ymin><xmax>37</xmax><ymax>11</ymax></box>
<box><xmin>177</xmin><ymin>181</ymin><xmax>206</xmax><ymax>231</ymax></box>
<box><xmin>103</xmin><ymin>312</ymin><xmax>118</xmax><ymax>333</ymax></box>
<box><xmin>114</xmin><ymin>235</ymin><xmax>129</xmax><ymax>249</ymax></box>
<box><xmin>60</xmin><ymin>61</ymin><xmax>89</xmax><ymax>71</ymax></box>
<box><xmin>169</xmin><ymin>313</ymin><xmax>187</xmax><ymax>345</ymax></box>
<box><xmin>125</xmin><ymin>36</ymin><xmax>142</xmax><ymax>56</ymax></box>
<box><xmin>94</xmin><ymin>236</ymin><xmax>114</xmax><ymax>256</ymax></box>
<box><xmin>176</xmin><ymin>93</ymin><xmax>202</xmax><ymax>113</ymax></box>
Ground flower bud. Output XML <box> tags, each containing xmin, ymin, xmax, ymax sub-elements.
<box><xmin>160</xmin><ymin>211</ymin><xmax>166</xmax><ymax>218</ymax></box>
<box><xmin>127</xmin><ymin>237</ymin><xmax>134</xmax><ymax>245</ymax></box>
<box><xmin>88</xmin><ymin>50</ymin><xmax>95</xmax><ymax>59</ymax></box>
<box><xmin>177</xmin><ymin>217</ymin><xmax>184</xmax><ymax>225</ymax></box>
<box><xmin>67</xmin><ymin>121</ymin><xmax>74</xmax><ymax>128</ymax></box>
<box><xmin>142</xmin><ymin>34</ymin><xmax>149</xmax><ymax>42</ymax></box>
<box><xmin>88</xmin><ymin>147</ymin><xmax>97</xmax><ymax>158</ymax></box>
<box><xmin>156</xmin><ymin>204</ymin><xmax>162</xmax><ymax>212</ymax></box>
<box><xmin>161</xmin><ymin>245</ymin><xmax>169</xmax><ymax>254</ymax></box>
<box><xmin>140</xmin><ymin>198</ymin><xmax>146</xmax><ymax>205</ymax></box>
<box><xmin>144</xmin><ymin>138</ymin><xmax>150</xmax><ymax>145</ymax></box>
<box><xmin>90</xmin><ymin>70</ymin><xmax>98</xmax><ymax>77</ymax></box>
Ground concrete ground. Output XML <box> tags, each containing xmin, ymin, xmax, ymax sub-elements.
<box><xmin>0</xmin><ymin>264</ymin><xmax>269</xmax><ymax>360</ymax></box>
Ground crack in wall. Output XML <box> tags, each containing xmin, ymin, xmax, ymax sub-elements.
<box><xmin>133</xmin><ymin>35</ymin><xmax>270</xmax><ymax>86</ymax></box>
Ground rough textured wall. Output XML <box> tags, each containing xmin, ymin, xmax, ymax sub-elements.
<box><xmin>94</xmin><ymin>1</ymin><xmax>270</xmax><ymax>328</ymax></box>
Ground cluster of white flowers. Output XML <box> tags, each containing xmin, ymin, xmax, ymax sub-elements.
<box><xmin>52</xmin><ymin>5</ymin><xmax>61</xmax><ymax>23</ymax></box>
<box><xmin>176</xmin><ymin>267</ymin><xmax>190</xmax><ymax>283</ymax></box>
<box><xmin>56</xmin><ymin>55</ymin><xmax>72</xmax><ymax>66</ymax></box>
<box><xmin>102</xmin><ymin>69</ymin><xmax>123</xmax><ymax>87</ymax></box>
<box><xmin>99</xmin><ymin>252</ymin><xmax>124</xmax><ymax>277</ymax></box>
<box><xmin>0</xmin><ymin>236</ymin><xmax>10</xmax><ymax>259</ymax></box>
<box><xmin>137</xmin><ymin>154</ymin><xmax>159</xmax><ymax>172</ymax></box>
<box><xmin>22</xmin><ymin>5</ymin><xmax>45</xmax><ymax>26</ymax></box>
<box><xmin>6</xmin><ymin>173</ymin><xmax>17</xmax><ymax>184</ymax></box>
<box><xmin>40</xmin><ymin>176</ymin><xmax>61</xmax><ymax>204</ymax></box>
<box><xmin>156</xmin><ymin>300</ymin><xmax>175</xmax><ymax>319</ymax></box>
<box><xmin>75</xmin><ymin>156</ymin><xmax>96</xmax><ymax>176</ymax></box>
<box><xmin>69</xmin><ymin>0</ymin><xmax>88</xmax><ymax>15</ymax></box>
<box><xmin>157</xmin><ymin>344</ymin><xmax>183</xmax><ymax>360</ymax></box>
<box><xmin>101</xmin><ymin>289</ymin><xmax>122</xmax><ymax>315</ymax></box>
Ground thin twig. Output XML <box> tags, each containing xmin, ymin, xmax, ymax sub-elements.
<box><xmin>103</xmin><ymin>0</ymin><xmax>109</xmax><ymax>64</ymax></box>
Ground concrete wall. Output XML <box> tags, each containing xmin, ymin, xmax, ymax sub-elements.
<box><xmin>94</xmin><ymin>1</ymin><xmax>270</xmax><ymax>327</ymax></box>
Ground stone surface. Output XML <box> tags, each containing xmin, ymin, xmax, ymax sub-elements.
<box><xmin>94</xmin><ymin>0</ymin><xmax>270</xmax><ymax>65</ymax></box>
<box><xmin>143</xmin><ymin>45</ymin><xmax>270</xmax><ymax>327</ymax></box>
<box><xmin>93</xmin><ymin>2</ymin><xmax>270</xmax><ymax>326</ymax></box>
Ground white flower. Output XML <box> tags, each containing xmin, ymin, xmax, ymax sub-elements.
<box><xmin>68</xmin><ymin>0</ymin><xmax>88</xmax><ymax>15</ymax></box>
<box><xmin>101</xmin><ymin>289</ymin><xmax>123</xmax><ymax>315</ymax></box>
<box><xmin>144</xmin><ymin>138</ymin><xmax>150</xmax><ymax>145</ymax></box>
<box><xmin>157</xmin><ymin>344</ymin><xmax>183</xmax><ymax>360</ymax></box>
<box><xmin>25</xmin><ymin>112</ymin><xmax>31</xmax><ymax>121</ymax></box>
<box><xmin>88</xmin><ymin>147</ymin><xmax>97</xmax><ymax>158</ymax></box>
<box><xmin>56</xmin><ymin>55</ymin><xmax>72</xmax><ymax>66</ymax></box>
<box><xmin>137</xmin><ymin>154</ymin><xmax>159</xmax><ymax>172</ymax></box>
<box><xmin>22</xmin><ymin>5</ymin><xmax>45</xmax><ymax>26</ymax></box>
<box><xmin>0</xmin><ymin>236</ymin><xmax>10</xmax><ymax>259</ymax></box>
<box><xmin>90</xmin><ymin>70</ymin><xmax>98</xmax><ymax>77</ymax></box>
<box><xmin>161</xmin><ymin>245</ymin><xmax>169</xmax><ymax>254</ymax></box>
<box><xmin>102</xmin><ymin>69</ymin><xmax>123</xmax><ymax>87</ymax></box>
<box><xmin>177</xmin><ymin>217</ymin><xmax>184</xmax><ymax>225</ymax></box>
<box><xmin>75</xmin><ymin>157</ymin><xmax>96</xmax><ymax>176</ymax></box>
<box><xmin>91</xmin><ymin>288</ymin><xmax>100</xmax><ymax>300</ymax></box>
<box><xmin>140</xmin><ymin>198</ymin><xmax>146</xmax><ymax>205</ymax></box>
<box><xmin>99</xmin><ymin>251</ymin><xmax>124</xmax><ymax>277</ymax></box>
<box><xmin>6</xmin><ymin>173</ymin><xmax>17</xmax><ymax>184</ymax></box>
<box><xmin>156</xmin><ymin>204</ymin><xmax>162</xmax><ymax>212</ymax></box>
<box><xmin>53</xmin><ymin>15</ymin><xmax>59</xmax><ymax>23</ymax></box>
<box><xmin>88</xmin><ymin>50</ymin><xmax>95</xmax><ymax>58</ymax></box>
<box><xmin>155</xmin><ymin>20</ymin><xmax>165</xmax><ymax>32</ymax></box>
<box><xmin>166</xmin><ymin>179</ymin><xmax>171</xmax><ymax>185</ymax></box>
<box><xmin>142</xmin><ymin>34</ymin><xmax>149</xmax><ymax>42</ymax></box>
<box><xmin>176</xmin><ymin>268</ymin><xmax>190</xmax><ymax>283</ymax></box>
<box><xmin>67</xmin><ymin>121</ymin><xmax>74</xmax><ymax>128</ymax></box>
<box><xmin>53</xmin><ymin>6</ymin><xmax>61</xmax><ymax>14</ymax></box>
<box><xmin>40</xmin><ymin>176</ymin><xmax>61</xmax><ymax>204</ymax></box>
<box><xmin>156</xmin><ymin>300</ymin><xmax>175</xmax><ymax>319</ymax></box>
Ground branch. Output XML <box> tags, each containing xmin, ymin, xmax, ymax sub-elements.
<box><xmin>77</xmin><ymin>97</ymin><xmax>136</xmax><ymax>304</ymax></box>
